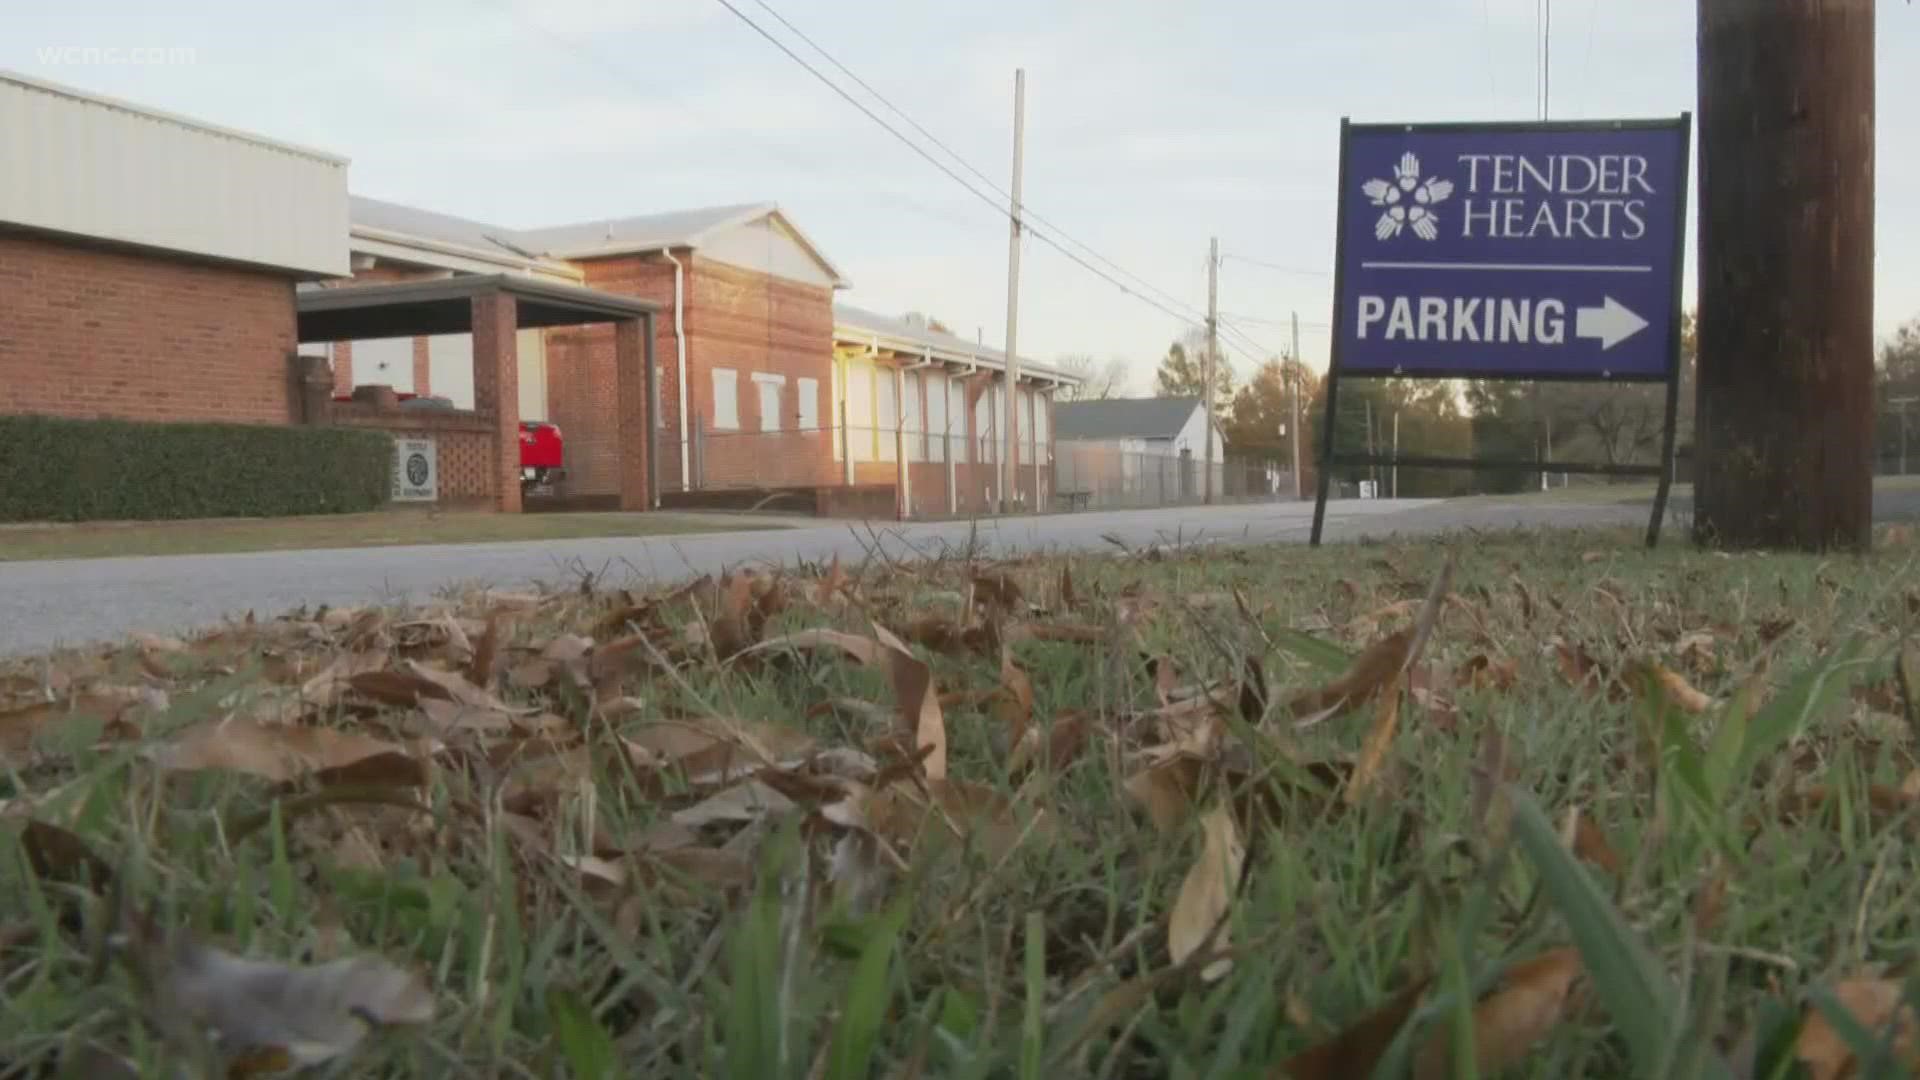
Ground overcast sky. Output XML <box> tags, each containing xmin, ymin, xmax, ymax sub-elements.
<box><xmin>7</xmin><ymin>1</ymin><xmax>1914</xmax><ymax>391</ymax></box>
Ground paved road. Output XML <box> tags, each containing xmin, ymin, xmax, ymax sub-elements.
<box><xmin>7</xmin><ymin>483</ymin><xmax>1900</xmax><ymax>659</ymax></box>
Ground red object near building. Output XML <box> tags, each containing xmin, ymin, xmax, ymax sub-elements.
<box><xmin>331</xmin><ymin>390</ymin><xmax>565</xmax><ymax>491</ymax></box>
<box><xmin>518</xmin><ymin>420</ymin><xmax>564</xmax><ymax>489</ymax></box>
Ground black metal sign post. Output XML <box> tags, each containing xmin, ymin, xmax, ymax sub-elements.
<box><xmin>1308</xmin><ymin>113</ymin><xmax>1692</xmax><ymax>548</ymax></box>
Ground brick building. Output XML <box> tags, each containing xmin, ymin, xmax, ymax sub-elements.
<box><xmin>321</xmin><ymin>199</ymin><xmax>854</xmax><ymax>503</ymax></box>
<box><xmin>0</xmin><ymin>72</ymin><xmax>349</xmax><ymax>426</ymax></box>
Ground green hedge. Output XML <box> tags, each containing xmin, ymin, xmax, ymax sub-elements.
<box><xmin>0</xmin><ymin>415</ymin><xmax>393</xmax><ymax>523</ymax></box>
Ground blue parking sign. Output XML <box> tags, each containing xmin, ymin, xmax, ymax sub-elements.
<box><xmin>1333</xmin><ymin>118</ymin><xmax>1689</xmax><ymax>380</ymax></box>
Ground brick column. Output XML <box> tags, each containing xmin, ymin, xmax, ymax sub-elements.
<box><xmin>471</xmin><ymin>292</ymin><xmax>521</xmax><ymax>513</ymax></box>
<box><xmin>614</xmin><ymin>316</ymin><xmax>650</xmax><ymax>511</ymax></box>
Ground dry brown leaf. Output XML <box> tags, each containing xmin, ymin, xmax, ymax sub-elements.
<box><xmin>1008</xmin><ymin>712</ymin><xmax>1091</xmax><ymax>777</ymax></box>
<box><xmin>467</xmin><ymin>614</ymin><xmax>504</xmax><ymax>688</ymax></box>
<box><xmin>1413</xmin><ymin>947</ymin><xmax>1584</xmax><ymax>1079</ymax></box>
<box><xmin>21</xmin><ymin>818</ymin><xmax>115</xmax><ymax>892</ymax></box>
<box><xmin>1124</xmin><ymin>754</ymin><xmax>1207</xmax><ymax>833</ymax></box>
<box><xmin>1343</xmin><ymin>678</ymin><xmax>1402</xmax><ymax>805</ymax></box>
<box><xmin>1569</xmin><ymin>810</ymin><xmax>1623</xmax><ymax>875</ymax></box>
<box><xmin>1278</xmin><ymin>979</ymin><xmax>1431</xmax><ymax>1079</ymax></box>
<box><xmin>1</xmin><ymin>691</ymin><xmax>152</xmax><ymax>766</ymax></box>
<box><xmin>625</xmin><ymin>717</ymin><xmax>815</xmax><ymax>784</ymax></box>
<box><xmin>1454</xmin><ymin>654</ymin><xmax>1520</xmax><ymax>692</ymax></box>
<box><xmin>346</xmin><ymin>670</ymin><xmax>450</xmax><ymax>708</ymax></box>
<box><xmin>1287</xmin><ymin>629</ymin><xmax>1411</xmax><ymax>722</ymax></box>
<box><xmin>1168</xmin><ymin>801</ymin><xmax>1245</xmax><ymax>982</ymax></box>
<box><xmin>1012</xmin><ymin>622</ymin><xmax>1108</xmax><ymax>645</ymax></box>
<box><xmin>861</xmin><ymin>778</ymin><xmax>1036</xmax><ymax>860</ymax></box>
<box><xmin>131</xmin><ymin>631</ymin><xmax>188</xmax><ymax>655</ymax></box>
<box><xmin>1793</xmin><ymin>977</ymin><xmax>1920</xmax><ymax>1079</ymax></box>
<box><xmin>993</xmin><ymin>647</ymin><xmax>1036</xmax><ymax>749</ymax></box>
<box><xmin>150</xmin><ymin>720</ymin><xmax>409</xmax><ymax>783</ymax></box>
<box><xmin>815</xmin><ymin>552</ymin><xmax>846</xmax><ymax>607</ymax></box>
<box><xmin>401</xmin><ymin>660</ymin><xmax>519</xmax><ymax>713</ymax></box>
<box><xmin>708</xmin><ymin>572</ymin><xmax>759</xmax><ymax>659</ymax></box>
<box><xmin>972</xmin><ymin>571</ymin><xmax>1025</xmax><ymax>610</ymax></box>
<box><xmin>874</xmin><ymin>623</ymin><xmax>947</xmax><ymax>782</ymax></box>
<box><xmin>1060</xmin><ymin>562</ymin><xmax>1078</xmax><ymax>610</ymax></box>
<box><xmin>298</xmin><ymin>652</ymin><xmax>391</xmax><ymax>710</ymax></box>
<box><xmin>745</xmin><ymin>628</ymin><xmax>885</xmax><ymax>667</ymax></box>
<box><xmin>1637</xmin><ymin>660</ymin><xmax>1715</xmax><ymax>714</ymax></box>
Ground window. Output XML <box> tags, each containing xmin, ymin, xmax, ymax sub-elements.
<box><xmin>925</xmin><ymin>372</ymin><xmax>948</xmax><ymax>463</ymax></box>
<box><xmin>752</xmin><ymin>372</ymin><xmax>785</xmax><ymax>432</ymax></box>
<box><xmin>1033</xmin><ymin>389</ymin><xmax>1050</xmax><ymax>451</ymax></box>
<box><xmin>711</xmin><ymin>368</ymin><xmax>739</xmax><ymax>430</ymax></box>
<box><xmin>949</xmin><ymin>379</ymin><xmax>969</xmax><ymax>464</ymax></box>
<box><xmin>975</xmin><ymin>384</ymin><xmax>996</xmax><ymax>463</ymax></box>
<box><xmin>798</xmin><ymin>377</ymin><xmax>820</xmax><ymax>431</ymax></box>
<box><xmin>877</xmin><ymin>369</ymin><xmax>898</xmax><ymax>462</ymax></box>
<box><xmin>903</xmin><ymin>371</ymin><xmax>924</xmax><ymax>462</ymax></box>
<box><xmin>847</xmin><ymin>361</ymin><xmax>874</xmax><ymax>462</ymax></box>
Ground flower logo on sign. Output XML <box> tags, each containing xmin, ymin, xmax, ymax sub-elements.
<box><xmin>1362</xmin><ymin>152</ymin><xmax>1454</xmax><ymax>241</ymax></box>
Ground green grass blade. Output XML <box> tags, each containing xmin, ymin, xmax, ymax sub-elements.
<box><xmin>1021</xmin><ymin>911</ymin><xmax>1045</xmax><ymax>1080</ymax></box>
<box><xmin>1507</xmin><ymin>788</ymin><xmax>1727</xmax><ymax>1079</ymax></box>
<box><xmin>1736</xmin><ymin>637</ymin><xmax>1871</xmax><ymax>786</ymax></box>
<box><xmin>825</xmin><ymin>905</ymin><xmax>907</xmax><ymax>1080</ymax></box>
<box><xmin>546</xmin><ymin>987</ymin><xmax>616</xmax><ymax>1079</ymax></box>
<box><xmin>1271</xmin><ymin>628</ymin><xmax>1356</xmax><ymax>676</ymax></box>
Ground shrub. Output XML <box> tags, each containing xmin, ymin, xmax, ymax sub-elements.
<box><xmin>0</xmin><ymin>415</ymin><xmax>392</xmax><ymax>522</ymax></box>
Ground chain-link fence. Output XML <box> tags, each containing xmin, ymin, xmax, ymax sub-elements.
<box><xmin>1052</xmin><ymin>443</ymin><xmax>1297</xmax><ymax>511</ymax></box>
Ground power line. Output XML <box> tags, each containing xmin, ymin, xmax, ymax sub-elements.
<box><xmin>743</xmin><ymin>0</ymin><xmax>1210</xmax><ymax>328</ymax></box>
<box><xmin>714</xmin><ymin>0</ymin><xmax>1215</xmax><ymax>331</ymax></box>
<box><xmin>1220</xmin><ymin>312</ymin><xmax>1332</xmax><ymax>330</ymax></box>
<box><xmin>1219</xmin><ymin>253</ymin><xmax>1331</xmax><ymax>277</ymax></box>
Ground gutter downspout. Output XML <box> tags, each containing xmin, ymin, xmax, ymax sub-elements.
<box><xmin>660</xmin><ymin>248</ymin><xmax>690</xmax><ymax>490</ymax></box>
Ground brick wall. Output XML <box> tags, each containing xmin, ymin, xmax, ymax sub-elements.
<box><xmin>544</xmin><ymin>253</ymin><xmax>834</xmax><ymax>497</ymax></box>
<box><xmin>0</xmin><ymin>229</ymin><xmax>298</xmax><ymax>425</ymax></box>
<box><xmin>333</xmin><ymin>403</ymin><xmax>498</xmax><ymax>506</ymax></box>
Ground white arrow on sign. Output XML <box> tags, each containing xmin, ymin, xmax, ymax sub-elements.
<box><xmin>1574</xmin><ymin>296</ymin><xmax>1649</xmax><ymax>351</ymax></box>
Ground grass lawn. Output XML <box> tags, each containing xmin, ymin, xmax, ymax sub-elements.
<box><xmin>5</xmin><ymin>526</ymin><xmax>1920</xmax><ymax>1076</ymax></box>
<box><xmin>0</xmin><ymin>510</ymin><xmax>790</xmax><ymax>561</ymax></box>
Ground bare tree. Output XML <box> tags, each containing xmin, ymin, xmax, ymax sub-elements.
<box><xmin>1055</xmin><ymin>353</ymin><xmax>1132</xmax><ymax>401</ymax></box>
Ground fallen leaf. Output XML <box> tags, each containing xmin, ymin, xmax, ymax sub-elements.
<box><xmin>401</xmin><ymin>660</ymin><xmax>519</xmax><ymax>713</ymax></box>
<box><xmin>345</xmin><ymin>670</ymin><xmax>451</xmax><ymax>709</ymax></box>
<box><xmin>141</xmin><ymin>932</ymin><xmax>434</xmax><ymax>1069</ymax></box>
<box><xmin>467</xmin><ymin>614</ymin><xmax>504</xmax><ymax>688</ymax></box>
<box><xmin>150</xmin><ymin>720</ymin><xmax>407</xmax><ymax>783</ymax></box>
<box><xmin>875</xmin><ymin>623</ymin><xmax>947</xmax><ymax>782</ymax></box>
<box><xmin>745</xmin><ymin>628</ymin><xmax>886</xmax><ymax>667</ymax></box>
<box><xmin>1568</xmin><ymin>809</ymin><xmax>1623</xmax><ymax>874</ymax></box>
<box><xmin>1454</xmin><ymin>654</ymin><xmax>1520</xmax><ymax>692</ymax></box>
<box><xmin>861</xmin><ymin>778</ymin><xmax>1037</xmax><ymax>861</ymax></box>
<box><xmin>1414</xmin><ymin>947</ymin><xmax>1584</xmax><ymax>1079</ymax></box>
<box><xmin>1634</xmin><ymin>660</ymin><xmax>1715</xmax><ymax>714</ymax></box>
<box><xmin>1124</xmin><ymin>754</ymin><xmax>1208</xmax><ymax>833</ymax></box>
<box><xmin>815</xmin><ymin>552</ymin><xmax>846</xmax><ymax>606</ymax></box>
<box><xmin>1278</xmin><ymin>979</ymin><xmax>1432</xmax><ymax>1079</ymax></box>
<box><xmin>1291</xmin><ymin>560</ymin><xmax>1453</xmax><ymax>724</ymax></box>
<box><xmin>1</xmin><ymin>691</ymin><xmax>151</xmax><ymax>765</ymax></box>
<box><xmin>708</xmin><ymin>572</ymin><xmax>759</xmax><ymax>659</ymax></box>
<box><xmin>1060</xmin><ymin>562</ymin><xmax>1078</xmax><ymax>610</ymax></box>
<box><xmin>671</xmin><ymin>779</ymin><xmax>798</xmax><ymax>829</ymax></box>
<box><xmin>21</xmin><ymin>818</ymin><xmax>114</xmax><ymax>893</ymax></box>
<box><xmin>1343</xmin><ymin>679</ymin><xmax>1403</xmax><ymax>805</ymax></box>
<box><xmin>992</xmin><ymin>647</ymin><xmax>1035</xmax><ymax>749</ymax></box>
<box><xmin>1168</xmin><ymin>801</ymin><xmax>1244</xmax><ymax>982</ymax></box>
<box><xmin>900</xmin><ymin>613</ymin><xmax>966</xmax><ymax>654</ymax></box>
<box><xmin>972</xmin><ymin>571</ymin><xmax>1024</xmax><ymax>611</ymax></box>
<box><xmin>1794</xmin><ymin>977</ymin><xmax>1920</xmax><ymax>1079</ymax></box>
<box><xmin>1008</xmin><ymin>712</ymin><xmax>1091</xmax><ymax>777</ymax></box>
<box><xmin>1011</xmin><ymin>622</ymin><xmax>1107</xmax><ymax>645</ymax></box>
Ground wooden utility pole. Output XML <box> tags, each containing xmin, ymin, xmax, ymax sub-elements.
<box><xmin>1204</xmin><ymin>237</ymin><xmax>1219</xmax><ymax>504</ymax></box>
<box><xmin>1290</xmin><ymin>310</ymin><xmax>1303</xmax><ymax>499</ymax></box>
<box><xmin>1000</xmin><ymin>68</ymin><xmax>1026</xmax><ymax>513</ymax></box>
<box><xmin>1694</xmin><ymin>0</ymin><xmax>1875</xmax><ymax>550</ymax></box>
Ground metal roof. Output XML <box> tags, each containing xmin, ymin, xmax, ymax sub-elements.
<box><xmin>1054</xmin><ymin>397</ymin><xmax>1204</xmax><ymax>441</ymax></box>
<box><xmin>832</xmin><ymin>303</ymin><xmax>1080</xmax><ymax>384</ymax></box>
<box><xmin>348</xmin><ymin>197</ymin><xmax>848</xmax><ymax>287</ymax></box>
<box><xmin>516</xmin><ymin>202</ymin><xmax>771</xmax><ymax>256</ymax></box>
<box><xmin>296</xmin><ymin>273</ymin><xmax>660</xmax><ymax>342</ymax></box>
<box><xmin>0</xmin><ymin>69</ymin><xmax>348</xmax><ymax>166</ymax></box>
